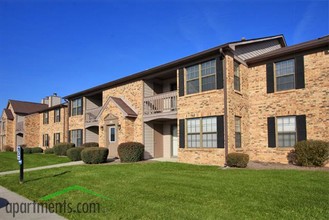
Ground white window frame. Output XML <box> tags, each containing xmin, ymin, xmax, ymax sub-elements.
<box><xmin>275</xmin><ymin>59</ymin><xmax>295</xmax><ymax>91</ymax></box>
<box><xmin>109</xmin><ymin>126</ymin><xmax>116</xmax><ymax>143</ymax></box>
<box><xmin>186</xmin><ymin>117</ymin><xmax>217</xmax><ymax>148</ymax></box>
<box><xmin>276</xmin><ymin>116</ymin><xmax>297</xmax><ymax>147</ymax></box>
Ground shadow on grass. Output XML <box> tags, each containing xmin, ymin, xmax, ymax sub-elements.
<box><xmin>24</xmin><ymin>171</ymin><xmax>71</xmax><ymax>183</ymax></box>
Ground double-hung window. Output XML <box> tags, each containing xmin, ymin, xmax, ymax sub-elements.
<box><xmin>54</xmin><ymin>133</ymin><xmax>61</xmax><ymax>145</ymax></box>
<box><xmin>54</xmin><ymin>109</ymin><xmax>61</xmax><ymax>122</ymax></box>
<box><xmin>43</xmin><ymin>134</ymin><xmax>49</xmax><ymax>147</ymax></box>
<box><xmin>187</xmin><ymin>117</ymin><xmax>217</xmax><ymax>148</ymax></box>
<box><xmin>234</xmin><ymin>61</ymin><xmax>241</xmax><ymax>91</ymax></box>
<box><xmin>186</xmin><ymin>60</ymin><xmax>216</xmax><ymax>95</ymax></box>
<box><xmin>235</xmin><ymin>116</ymin><xmax>241</xmax><ymax>148</ymax></box>
<box><xmin>275</xmin><ymin>59</ymin><xmax>295</xmax><ymax>91</ymax></box>
<box><xmin>277</xmin><ymin>116</ymin><xmax>296</xmax><ymax>147</ymax></box>
<box><xmin>70</xmin><ymin>129</ymin><xmax>83</xmax><ymax>147</ymax></box>
<box><xmin>43</xmin><ymin>112</ymin><xmax>49</xmax><ymax>124</ymax></box>
<box><xmin>72</xmin><ymin>98</ymin><xmax>83</xmax><ymax>116</ymax></box>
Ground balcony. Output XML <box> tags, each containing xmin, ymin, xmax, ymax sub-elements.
<box><xmin>85</xmin><ymin>106</ymin><xmax>102</xmax><ymax>127</ymax></box>
<box><xmin>143</xmin><ymin>91</ymin><xmax>177</xmax><ymax>122</ymax></box>
<box><xmin>16</xmin><ymin>121</ymin><xmax>24</xmax><ymax>133</ymax></box>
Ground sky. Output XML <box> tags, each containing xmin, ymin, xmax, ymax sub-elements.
<box><xmin>0</xmin><ymin>0</ymin><xmax>328</xmax><ymax>109</ymax></box>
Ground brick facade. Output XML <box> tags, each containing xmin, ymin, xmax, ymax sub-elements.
<box><xmin>25</xmin><ymin>113</ymin><xmax>40</xmax><ymax>147</ymax></box>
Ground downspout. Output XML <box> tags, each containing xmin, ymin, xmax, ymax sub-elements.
<box><xmin>220</xmin><ymin>48</ymin><xmax>228</xmax><ymax>166</ymax></box>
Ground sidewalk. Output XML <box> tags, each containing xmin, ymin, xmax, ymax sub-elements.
<box><xmin>0</xmin><ymin>186</ymin><xmax>66</xmax><ymax>220</ymax></box>
<box><xmin>0</xmin><ymin>161</ymin><xmax>84</xmax><ymax>176</ymax></box>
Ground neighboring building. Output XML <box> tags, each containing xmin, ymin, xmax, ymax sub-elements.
<box><xmin>1</xmin><ymin>35</ymin><xmax>328</xmax><ymax>166</ymax></box>
<box><xmin>0</xmin><ymin>100</ymin><xmax>48</xmax><ymax>150</ymax></box>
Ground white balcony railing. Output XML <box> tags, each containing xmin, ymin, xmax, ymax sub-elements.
<box><xmin>144</xmin><ymin>91</ymin><xmax>177</xmax><ymax>115</ymax></box>
<box><xmin>85</xmin><ymin>107</ymin><xmax>102</xmax><ymax>124</ymax></box>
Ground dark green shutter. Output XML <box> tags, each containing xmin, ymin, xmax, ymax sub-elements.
<box><xmin>266</xmin><ymin>63</ymin><xmax>274</xmax><ymax>93</ymax></box>
<box><xmin>267</xmin><ymin>117</ymin><xmax>276</xmax><ymax>148</ymax></box>
<box><xmin>179</xmin><ymin>119</ymin><xmax>185</xmax><ymax>148</ymax></box>
<box><xmin>179</xmin><ymin>69</ymin><xmax>184</xmax><ymax>97</ymax></box>
<box><xmin>68</xmin><ymin>101</ymin><xmax>71</xmax><ymax>117</ymax></box>
<box><xmin>80</xmin><ymin>98</ymin><xmax>83</xmax><ymax>115</ymax></box>
<box><xmin>295</xmin><ymin>55</ymin><xmax>305</xmax><ymax>89</ymax></box>
<box><xmin>68</xmin><ymin>130</ymin><xmax>71</xmax><ymax>143</ymax></box>
<box><xmin>217</xmin><ymin>116</ymin><xmax>224</xmax><ymax>148</ymax></box>
<box><xmin>296</xmin><ymin>115</ymin><xmax>307</xmax><ymax>142</ymax></box>
<box><xmin>216</xmin><ymin>57</ymin><xmax>224</xmax><ymax>89</ymax></box>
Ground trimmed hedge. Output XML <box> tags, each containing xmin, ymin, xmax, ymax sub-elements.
<box><xmin>31</xmin><ymin>147</ymin><xmax>43</xmax><ymax>153</ymax></box>
<box><xmin>53</xmin><ymin>143</ymin><xmax>75</xmax><ymax>156</ymax></box>
<box><xmin>118</xmin><ymin>142</ymin><xmax>144</xmax><ymax>163</ymax></box>
<box><xmin>23</xmin><ymin>148</ymin><xmax>32</xmax><ymax>154</ymax></box>
<box><xmin>291</xmin><ymin>140</ymin><xmax>329</xmax><ymax>167</ymax></box>
<box><xmin>81</xmin><ymin>147</ymin><xmax>109</xmax><ymax>164</ymax></box>
<box><xmin>44</xmin><ymin>148</ymin><xmax>54</xmax><ymax>154</ymax></box>
<box><xmin>4</xmin><ymin>145</ymin><xmax>13</xmax><ymax>152</ymax></box>
<box><xmin>67</xmin><ymin>147</ymin><xmax>85</xmax><ymax>161</ymax></box>
<box><xmin>82</xmin><ymin>142</ymin><xmax>99</xmax><ymax>148</ymax></box>
<box><xmin>226</xmin><ymin>153</ymin><xmax>249</xmax><ymax>168</ymax></box>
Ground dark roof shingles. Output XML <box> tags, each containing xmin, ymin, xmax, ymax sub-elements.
<box><xmin>9</xmin><ymin>100</ymin><xmax>48</xmax><ymax>114</ymax></box>
<box><xmin>111</xmin><ymin>97</ymin><xmax>137</xmax><ymax>117</ymax></box>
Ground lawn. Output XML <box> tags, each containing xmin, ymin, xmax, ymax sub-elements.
<box><xmin>0</xmin><ymin>152</ymin><xmax>70</xmax><ymax>172</ymax></box>
<box><xmin>0</xmin><ymin>162</ymin><xmax>328</xmax><ymax>220</ymax></box>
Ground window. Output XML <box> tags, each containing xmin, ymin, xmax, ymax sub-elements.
<box><xmin>54</xmin><ymin>133</ymin><xmax>60</xmax><ymax>145</ymax></box>
<box><xmin>71</xmin><ymin>98</ymin><xmax>83</xmax><ymax>116</ymax></box>
<box><xmin>234</xmin><ymin>61</ymin><xmax>241</xmax><ymax>91</ymax></box>
<box><xmin>277</xmin><ymin>116</ymin><xmax>296</xmax><ymax>147</ymax></box>
<box><xmin>70</xmin><ymin>129</ymin><xmax>83</xmax><ymax>147</ymax></box>
<box><xmin>43</xmin><ymin>112</ymin><xmax>49</xmax><ymax>124</ymax></box>
<box><xmin>235</xmin><ymin>116</ymin><xmax>241</xmax><ymax>148</ymax></box>
<box><xmin>43</xmin><ymin>134</ymin><xmax>49</xmax><ymax>147</ymax></box>
<box><xmin>54</xmin><ymin>109</ymin><xmax>61</xmax><ymax>122</ymax></box>
<box><xmin>186</xmin><ymin>60</ymin><xmax>216</xmax><ymax>95</ymax></box>
<box><xmin>275</xmin><ymin>59</ymin><xmax>295</xmax><ymax>91</ymax></box>
<box><xmin>187</xmin><ymin>117</ymin><xmax>217</xmax><ymax>148</ymax></box>
<box><xmin>109</xmin><ymin>126</ymin><xmax>116</xmax><ymax>143</ymax></box>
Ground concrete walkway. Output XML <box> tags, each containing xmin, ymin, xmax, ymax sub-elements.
<box><xmin>0</xmin><ymin>161</ymin><xmax>84</xmax><ymax>176</ymax></box>
<box><xmin>0</xmin><ymin>186</ymin><xmax>66</xmax><ymax>220</ymax></box>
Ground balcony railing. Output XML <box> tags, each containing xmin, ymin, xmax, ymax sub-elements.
<box><xmin>144</xmin><ymin>91</ymin><xmax>177</xmax><ymax>115</ymax></box>
<box><xmin>16</xmin><ymin>121</ymin><xmax>24</xmax><ymax>133</ymax></box>
<box><xmin>85</xmin><ymin>107</ymin><xmax>102</xmax><ymax>124</ymax></box>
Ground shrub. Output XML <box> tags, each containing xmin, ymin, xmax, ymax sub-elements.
<box><xmin>23</xmin><ymin>148</ymin><xmax>32</xmax><ymax>154</ymax></box>
<box><xmin>118</xmin><ymin>142</ymin><xmax>144</xmax><ymax>163</ymax></box>
<box><xmin>53</xmin><ymin>142</ymin><xmax>75</xmax><ymax>156</ymax></box>
<box><xmin>82</xmin><ymin>142</ymin><xmax>99</xmax><ymax>148</ymax></box>
<box><xmin>292</xmin><ymin>140</ymin><xmax>329</xmax><ymax>167</ymax></box>
<box><xmin>226</xmin><ymin>153</ymin><xmax>249</xmax><ymax>168</ymax></box>
<box><xmin>67</xmin><ymin>147</ymin><xmax>85</xmax><ymax>161</ymax></box>
<box><xmin>4</xmin><ymin>145</ymin><xmax>13</xmax><ymax>152</ymax></box>
<box><xmin>31</xmin><ymin>147</ymin><xmax>43</xmax><ymax>153</ymax></box>
<box><xmin>81</xmin><ymin>147</ymin><xmax>109</xmax><ymax>164</ymax></box>
<box><xmin>45</xmin><ymin>148</ymin><xmax>54</xmax><ymax>154</ymax></box>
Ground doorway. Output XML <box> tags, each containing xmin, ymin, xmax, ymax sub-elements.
<box><xmin>107</xmin><ymin>125</ymin><xmax>118</xmax><ymax>157</ymax></box>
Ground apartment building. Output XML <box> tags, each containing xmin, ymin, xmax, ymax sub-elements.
<box><xmin>1</xmin><ymin>35</ymin><xmax>328</xmax><ymax>166</ymax></box>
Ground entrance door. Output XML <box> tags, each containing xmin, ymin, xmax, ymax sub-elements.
<box><xmin>107</xmin><ymin>125</ymin><xmax>118</xmax><ymax>157</ymax></box>
<box><xmin>171</xmin><ymin>125</ymin><xmax>178</xmax><ymax>157</ymax></box>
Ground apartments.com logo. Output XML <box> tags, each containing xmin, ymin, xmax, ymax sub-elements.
<box><xmin>5</xmin><ymin>185</ymin><xmax>110</xmax><ymax>218</ymax></box>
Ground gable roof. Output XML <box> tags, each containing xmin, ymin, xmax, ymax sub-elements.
<box><xmin>247</xmin><ymin>35</ymin><xmax>329</xmax><ymax>65</ymax></box>
<box><xmin>64</xmin><ymin>35</ymin><xmax>285</xmax><ymax>99</ymax></box>
<box><xmin>4</xmin><ymin>109</ymin><xmax>14</xmax><ymax>120</ymax></box>
<box><xmin>8</xmin><ymin>100</ymin><xmax>49</xmax><ymax>115</ymax></box>
<box><xmin>110</xmin><ymin>97</ymin><xmax>137</xmax><ymax>117</ymax></box>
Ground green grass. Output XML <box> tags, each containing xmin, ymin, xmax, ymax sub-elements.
<box><xmin>0</xmin><ymin>162</ymin><xmax>328</xmax><ymax>219</ymax></box>
<box><xmin>0</xmin><ymin>152</ymin><xmax>70</xmax><ymax>172</ymax></box>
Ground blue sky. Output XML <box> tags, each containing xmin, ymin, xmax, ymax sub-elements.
<box><xmin>0</xmin><ymin>0</ymin><xmax>328</xmax><ymax>109</ymax></box>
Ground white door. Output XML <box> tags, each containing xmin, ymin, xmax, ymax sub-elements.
<box><xmin>172</xmin><ymin>125</ymin><xmax>178</xmax><ymax>157</ymax></box>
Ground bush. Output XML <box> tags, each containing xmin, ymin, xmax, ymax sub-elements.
<box><xmin>53</xmin><ymin>142</ymin><xmax>75</xmax><ymax>156</ymax></box>
<box><xmin>67</xmin><ymin>147</ymin><xmax>85</xmax><ymax>161</ymax></box>
<box><xmin>4</xmin><ymin>145</ymin><xmax>13</xmax><ymax>152</ymax></box>
<box><xmin>292</xmin><ymin>140</ymin><xmax>329</xmax><ymax>167</ymax></box>
<box><xmin>31</xmin><ymin>147</ymin><xmax>43</xmax><ymax>153</ymax></box>
<box><xmin>44</xmin><ymin>148</ymin><xmax>54</xmax><ymax>154</ymax></box>
<box><xmin>23</xmin><ymin>148</ymin><xmax>32</xmax><ymax>154</ymax></box>
<box><xmin>81</xmin><ymin>147</ymin><xmax>109</xmax><ymax>164</ymax></box>
<box><xmin>82</xmin><ymin>142</ymin><xmax>99</xmax><ymax>148</ymax></box>
<box><xmin>118</xmin><ymin>142</ymin><xmax>144</xmax><ymax>163</ymax></box>
<box><xmin>226</xmin><ymin>153</ymin><xmax>249</xmax><ymax>168</ymax></box>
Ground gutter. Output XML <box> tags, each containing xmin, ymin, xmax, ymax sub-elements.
<box><xmin>220</xmin><ymin>48</ymin><xmax>229</xmax><ymax>166</ymax></box>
